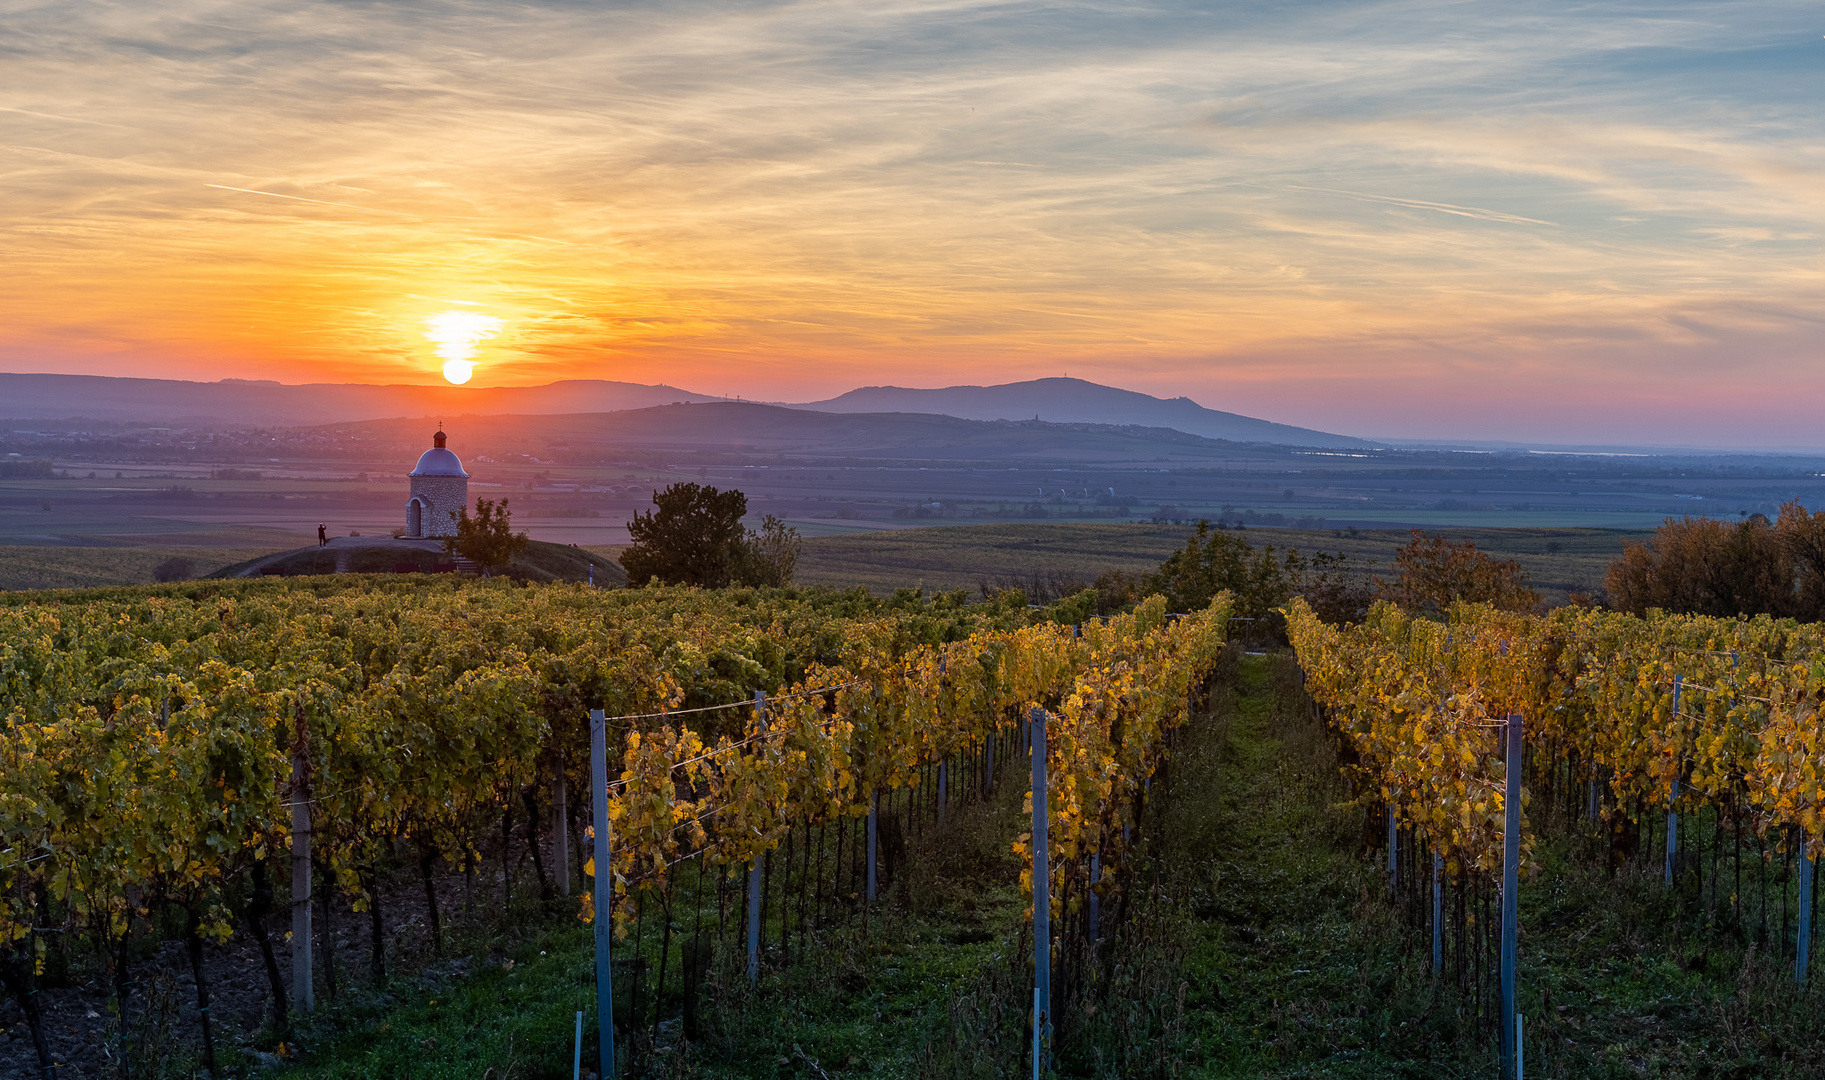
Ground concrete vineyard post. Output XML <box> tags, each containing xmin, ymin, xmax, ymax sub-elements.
<box><xmin>1501</xmin><ymin>713</ymin><xmax>1522</xmax><ymax>1080</ymax></box>
<box><xmin>1030</xmin><ymin>705</ymin><xmax>1051</xmax><ymax>1067</ymax></box>
<box><xmin>289</xmin><ymin>704</ymin><xmax>313</xmax><ymax>1014</ymax></box>
<box><xmin>590</xmin><ymin>709</ymin><xmax>616</xmax><ymax>1079</ymax></box>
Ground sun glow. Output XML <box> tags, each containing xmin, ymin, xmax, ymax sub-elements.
<box><xmin>424</xmin><ymin>310</ymin><xmax>504</xmax><ymax>385</ymax></box>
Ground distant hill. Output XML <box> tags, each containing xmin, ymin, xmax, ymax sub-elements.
<box><xmin>0</xmin><ymin>373</ymin><xmax>719</xmax><ymax>426</ymax></box>
<box><xmin>321</xmin><ymin>402</ymin><xmax>1296</xmax><ymax>464</ymax></box>
<box><xmin>796</xmin><ymin>377</ymin><xmax>1368</xmax><ymax>449</ymax></box>
<box><xmin>0</xmin><ymin>372</ymin><xmax>1365</xmax><ymax>450</ymax></box>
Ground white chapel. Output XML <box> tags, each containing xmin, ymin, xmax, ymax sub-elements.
<box><xmin>406</xmin><ymin>428</ymin><xmax>470</xmax><ymax>538</ymax></box>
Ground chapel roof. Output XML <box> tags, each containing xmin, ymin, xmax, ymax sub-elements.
<box><xmin>410</xmin><ymin>430</ymin><xmax>470</xmax><ymax>478</ymax></box>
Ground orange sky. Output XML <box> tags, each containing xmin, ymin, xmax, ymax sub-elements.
<box><xmin>3</xmin><ymin>2</ymin><xmax>1824</xmax><ymax>444</ymax></box>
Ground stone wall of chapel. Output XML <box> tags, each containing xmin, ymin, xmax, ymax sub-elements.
<box><xmin>408</xmin><ymin>475</ymin><xmax>469</xmax><ymax>537</ymax></box>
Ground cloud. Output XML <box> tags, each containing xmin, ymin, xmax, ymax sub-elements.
<box><xmin>0</xmin><ymin>0</ymin><xmax>1822</xmax><ymax>443</ymax></box>
<box><xmin>1283</xmin><ymin>186</ymin><xmax>1560</xmax><ymax>227</ymax></box>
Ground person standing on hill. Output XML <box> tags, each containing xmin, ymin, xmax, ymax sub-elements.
<box><xmin>318</xmin><ymin>523</ymin><xmax>327</xmax><ymax>547</ymax></box>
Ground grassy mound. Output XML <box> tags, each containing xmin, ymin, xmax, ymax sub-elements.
<box><xmin>0</xmin><ymin>545</ymin><xmax>272</xmax><ymax>591</ymax></box>
<box><xmin>211</xmin><ymin>541</ymin><xmax>629</xmax><ymax>585</ymax></box>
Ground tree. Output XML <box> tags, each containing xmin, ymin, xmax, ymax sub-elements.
<box><xmin>1777</xmin><ymin>502</ymin><xmax>1825</xmax><ymax>618</ymax></box>
<box><xmin>1142</xmin><ymin>521</ymin><xmax>1373</xmax><ymax>630</ymax></box>
<box><xmin>1379</xmin><ymin>530</ymin><xmax>1539</xmax><ymax>614</ymax></box>
<box><xmin>738</xmin><ymin>514</ymin><xmax>803</xmax><ymax>587</ymax></box>
<box><xmin>1299</xmin><ymin>552</ymin><xmax>1374</xmax><ymax>626</ymax></box>
<box><xmin>1604</xmin><ymin>502</ymin><xmax>1825</xmax><ymax>619</ymax></box>
<box><xmin>1149</xmin><ymin>522</ymin><xmax>1290</xmax><ymax>619</ymax></box>
<box><xmin>621</xmin><ymin>486</ymin><xmax>807</xmax><ymax>589</ymax></box>
<box><xmin>443</xmin><ymin>497</ymin><xmax>530</xmax><ymax>577</ymax></box>
<box><xmin>621</xmin><ymin>483</ymin><xmax>751</xmax><ymax>587</ymax></box>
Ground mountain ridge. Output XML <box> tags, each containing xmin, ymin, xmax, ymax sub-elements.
<box><xmin>0</xmin><ymin>371</ymin><xmax>1365</xmax><ymax>449</ymax></box>
<box><xmin>794</xmin><ymin>377</ymin><xmax>1368</xmax><ymax>448</ymax></box>
<box><xmin>0</xmin><ymin>373</ymin><xmax>719</xmax><ymax>427</ymax></box>
<box><xmin>314</xmin><ymin>401</ymin><xmax>1305</xmax><ymax>464</ymax></box>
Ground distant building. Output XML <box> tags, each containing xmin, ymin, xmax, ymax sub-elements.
<box><xmin>407</xmin><ymin>429</ymin><xmax>470</xmax><ymax>538</ymax></box>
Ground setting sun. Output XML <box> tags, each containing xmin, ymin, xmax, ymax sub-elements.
<box><xmin>424</xmin><ymin>310</ymin><xmax>503</xmax><ymax>385</ymax></box>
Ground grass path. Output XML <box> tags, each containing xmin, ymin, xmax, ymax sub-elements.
<box><xmin>1147</xmin><ymin>653</ymin><xmax>1463</xmax><ymax>1078</ymax></box>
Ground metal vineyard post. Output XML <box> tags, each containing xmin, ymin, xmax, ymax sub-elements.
<box><xmin>1030</xmin><ymin>705</ymin><xmax>1051</xmax><ymax>1071</ymax></box>
<box><xmin>1666</xmin><ymin>675</ymin><xmax>1682</xmax><ymax>887</ymax></box>
<box><xmin>748</xmin><ymin>691</ymin><xmax>767</xmax><ymax>983</ymax></box>
<box><xmin>1432</xmin><ymin>851</ymin><xmax>1443</xmax><ymax>976</ymax></box>
<box><xmin>554</xmin><ymin>747</ymin><xmax>570</xmax><ymax>897</ymax></box>
<box><xmin>590</xmin><ymin>709</ymin><xmax>616</xmax><ymax>1079</ymax></box>
<box><xmin>1799</xmin><ymin>850</ymin><xmax>1815</xmax><ymax>984</ymax></box>
<box><xmin>1501</xmin><ymin>713</ymin><xmax>1521</xmax><ymax>1080</ymax></box>
<box><xmin>290</xmin><ymin>707</ymin><xmax>313</xmax><ymax>1014</ymax></box>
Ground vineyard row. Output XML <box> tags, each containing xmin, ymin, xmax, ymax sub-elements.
<box><xmin>0</xmin><ymin>578</ymin><xmax>1230</xmax><ymax>1073</ymax></box>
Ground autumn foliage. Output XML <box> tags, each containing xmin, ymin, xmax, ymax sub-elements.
<box><xmin>1605</xmin><ymin>501</ymin><xmax>1825</xmax><ymax>619</ymax></box>
<box><xmin>1288</xmin><ymin>593</ymin><xmax>1825</xmax><ymax>874</ymax></box>
<box><xmin>0</xmin><ymin>578</ymin><xmax>1229</xmax><ymax>967</ymax></box>
<box><xmin>1378</xmin><ymin>530</ymin><xmax>1539</xmax><ymax>614</ymax></box>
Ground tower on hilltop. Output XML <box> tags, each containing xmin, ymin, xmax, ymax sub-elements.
<box><xmin>406</xmin><ymin>428</ymin><xmax>470</xmax><ymax>538</ymax></box>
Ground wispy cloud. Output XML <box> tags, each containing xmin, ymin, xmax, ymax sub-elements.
<box><xmin>203</xmin><ymin>184</ymin><xmax>416</xmax><ymax>216</ymax></box>
<box><xmin>1</xmin><ymin>0</ymin><xmax>1822</xmax><ymax>443</ymax></box>
<box><xmin>1285</xmin><ymin>186</ymin><xmax>1558</xmax><ymax>227</ymax></box>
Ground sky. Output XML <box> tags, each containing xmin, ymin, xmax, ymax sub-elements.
<box><xmin>2</xmin><ymin>1</ymin><xmax>1822</xmax><ymax>445</ymax></box>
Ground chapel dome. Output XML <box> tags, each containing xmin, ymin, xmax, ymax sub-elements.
<box><xmin>410</xmin><ymin>430</ymin><xmax>470</xmax><ymax>477</ymax></box>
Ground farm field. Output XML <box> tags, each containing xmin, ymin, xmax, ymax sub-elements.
<box><xmin>0</xmin><ymin>521</ymin><xmax>1643</xmax><ymax>598</ymax></box>
<box><xmin>7</xmin><ymin>409</ymin><xmax>1825</xmax><ymax>557</ymax></box>
<box><xmin>784</xmin><ymin>522</ymin><xmax>1650</xmax><ymax>606</ymax></box>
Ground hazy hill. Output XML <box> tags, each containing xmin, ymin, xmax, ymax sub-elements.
<box><xmin>796</xmin><ymin>377</ymin><xmax>1368</xmax><ymax>449</ymax></box>
<box><xmin>0</xmin><ymin>372</ymin><xmax>1366</xmax><ymax>450</ymax></box>
<box><xmin>0</xmin><ymin>373</ymin><xmax>718</xmax><ymax>426</ymax></box>
<box><xmin>324</xmin><ymin>402</ymin><xmax>1286</xmax><ymax>464</ymax></box>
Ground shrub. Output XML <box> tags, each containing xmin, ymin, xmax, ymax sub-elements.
<box><xmin>1377</xmin><ymin>530</ymin><xmax>1539</xmax><ymax>614</ymax></box>
<box><xmin>1144</xmin><ymin>520</ymin><xmax>1369</xmax><ymax>633</ymax></box>
<box><xmin>153</xmin><ymin>557</ymin><xmax>196</xmax><ymax>583</ymax></box>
